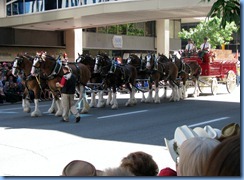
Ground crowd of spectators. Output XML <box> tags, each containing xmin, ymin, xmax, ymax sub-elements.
<box><xmin>0</xmin><ymin>62</ymin><xmax>24</xmax><ymax>104</ymax></box>
<box><xmin>0</xmin><ymin>61</ymin><xmax>54</xmax><ymax>104</ymax></box>
<box><xmin>61</xmin><ymin>122</ymin><xmax>240</xmax><ymax>177</ymax></box>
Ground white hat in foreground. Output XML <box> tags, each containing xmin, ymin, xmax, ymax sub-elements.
<box><xmin>164</xmin><ymin>125</ymin><xmax>198</xmax><ymax>162</ymax></box>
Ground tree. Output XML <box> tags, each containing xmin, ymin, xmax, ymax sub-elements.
<box><xmin>178</xmin><ymin>17</ymin><xmax>238</xmax><ymax>49</ymax></box>
<box><xmin>201</xmin><ymin>0</ymin><xmax>240</xmax><ymax>29</ymax></box>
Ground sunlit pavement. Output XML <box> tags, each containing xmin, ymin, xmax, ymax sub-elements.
<box><xmin>0</xmin><ymin>128</ymin><xmax>175</xmax><ymax>176</ymax></box>
<box><xmin>0</xmin><ymin>86</ymin><xmax>240</xmax><ymax>176</ymax></box>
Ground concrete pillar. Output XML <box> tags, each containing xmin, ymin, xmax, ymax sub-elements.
<box><xmin>0</xmin><ymin>0</ymin><xmax>5</xmax><ymax>17</ymax></box>
<box><xmin>65</xmin><ymin>28</ymin><xmax>83</xmax><ymax>62</ymax></box>
<box><xmin>74</xmin><ymin>28</ymin><xmax>83</xmax><ymax>59</ymax></box>
<box><xmin>156</xmin><ymin>19</ymin><xmax>170</xmax><ymax>58</ymax></box>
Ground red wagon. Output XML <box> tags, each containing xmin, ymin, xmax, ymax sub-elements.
<box><xmin>183</xmin><ymin>50</ymin><xmax>238</xmax><ymax>95</ymax></box>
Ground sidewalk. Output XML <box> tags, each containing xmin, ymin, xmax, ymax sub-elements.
<box><xmin>0</xmin><ymin>127</ymin><xmax>175</xmax><ymax>176</ymax></box>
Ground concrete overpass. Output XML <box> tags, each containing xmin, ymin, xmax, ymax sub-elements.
<box><xmin>0</xmin><ymin>0</ymin><xmax>215</xmax><ymax>31</ymax></box>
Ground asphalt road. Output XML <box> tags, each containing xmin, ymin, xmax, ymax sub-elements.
<box><xmin>0</xmin><ymin>85</ymin><xmax>241</xmax><ymax>176</ymax></box>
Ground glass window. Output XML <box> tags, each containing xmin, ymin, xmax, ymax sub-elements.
<box><xmin>45</xmin><ymin>0</ymin><xmax>57</xmax><ymax>10</ymax></box>
<box><xmin>107</xmin><ymin>25</ymin><xmax>117</xmax><ymax>34</ymax></box>
<box><xmin>12</xmin><ymin>0</ymin><xmax>24</xmax><ymax>15</ymax></box>
<box><xmin>127</xmin><ymin>23</ymin><xmax>144</xmax><ymax>36</ymax></box>
<box><xmin>117</xmin><ymin>24</ymin><xmax>127</xmax><ymax>35</ymax></box>
<box><xmin>86</xmin><ymin>28</ymin><xmax>97</xmax><ymax>32</ymax></box>
<box><xmin>7</xmin><ymin>4</ymin><xmax>11</xmax><ymax>16</ymax></box>
<box><xmin>145</xmin><ymin>21</ymin><xmax>155</xmax><ymax>37</ymax></box>
<box><xmin>97</xmin><ymin>26</ymin><xmax>107</xmax><ymax>33</ymax></box>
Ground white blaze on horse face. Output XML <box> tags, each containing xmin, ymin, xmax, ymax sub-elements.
<box><xmin>12</xmin><ymin>60</ymin><xmax>18</xmax><ymax>76</ymax></box>
<box><xmin>127</xmin><ymin>57</ymin><xmax>131</xmax><ymax>64</ymax></box>
<box><xmin>94</xmin><ymin>57</ymin><xmax>99</xmax><ymax>73</ymax></box>
<box><xmin>31</xmin><ymin>57</ymin><xmax>39</xmax><ymax>75</ymax></box>
<box><xmin>146</xmin><ymin>55</ymin><xmax>151</xmax><ymax>69</ymax></box>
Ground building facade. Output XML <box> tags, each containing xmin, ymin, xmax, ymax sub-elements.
<box><xmin>0</xmin><ymin>0</ymin><xmax>215</xmax><ymax>62</ymax></box>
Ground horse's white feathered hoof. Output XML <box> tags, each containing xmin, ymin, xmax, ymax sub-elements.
<box><xmin>24</xmin><ymin>107</ymin><xmax>31</xmax><ymax>113</ymax></box>
<box><xmin>154</xmin><ymin>99</ymin><xmax>160</xmax><ymax>104</ymax></box>
<box><xmin>80</xmin><ymin>108</ymin><xmax>88</xmax><ymax>114</ymax></box>
<box><xmin>89</xmin><ymin>102</ymin><xmax>96</xmax><ymax>108</ymax></box>
<box><xmin>193</xmin><ymin>93</ymin><xmax>198</xmax><ymax>98</ymax></box>
<box><xmin>55</xmin><ymin>111</ymin><xmax>62</xmax><ymax>116</ymax></box>
<box><xmin>111</xmin><ymin>104</ymin><xmax>118</xmax><ymax>109</ymax></box>
<box><xmin>48</xmin><ymin>108</ymin><xmax>56</xmax><ymax>114</ymax></box>
<box><xmin>141</xmin><ymin>94</ymin><xmax>146</xmax><ymax>103</ymax></box>
<box><xmin>31</xmin><ymin>110</ymin><xmax>42</xmax><ymax>117</ymax></box>
<box><xmin>125</xmin><ymin>100</ymin><xmax>133</xmax><ymax>107</ymax></box>
<box><xmin>97</xmin><ymin>101</ymin><xmax>106</xmax><ymax>108</ymax></box>
<box><xmin>145</xmin><ymin>98</ymin><xmax>154</xmax><ymax>103</ymax></box>
<box><xmin>132</xmin><ymin>99</ymin><xmax>137</xmax><ymax>105</ymax></box>
<box><xmin>169</xmin><ymin>96</ymin><xmax>174</xmax><ymax>102</ymax></box>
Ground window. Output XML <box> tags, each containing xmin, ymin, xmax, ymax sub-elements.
<box><xmin>107</xmin><ymin>25</ymin><xmax>117</xmax><ymax>34</ymax></box>
<box><xmin>145</xmin><ymin>21</ymin><xmax>155</xmax><ymax>37</ymax></box>
<box><xmin>97</xmin><ymin>26</ymin><xmax>107</xmax><ymax>33</ymax></box>
<box><xmin>117</xmin><ymin>24</ymin><xmax>127</xmax><ymax>35</ymax></box>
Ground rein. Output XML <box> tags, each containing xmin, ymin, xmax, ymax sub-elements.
<box><xmin>47</xmin><ymin>61</ymin><xmax>62</xmax><ymax>79</ymax></box>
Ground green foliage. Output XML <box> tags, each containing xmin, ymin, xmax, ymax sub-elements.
<box><xmin>117</xmin><ymin>24</ymin><xmax>127</xmax><ymax>35</ymax></box>
<box><xmin>107</xmin><ymin>25</ymin><xmax>117</xmax><ymax>34</ymax></box>
<box><xmin>178</xmin><ymin>17</ymin><xmax>237</xmax><ymax>49</ymax></box>
<box><xmin>201</xmin><ymin>0</ymin><xmax>240</xmax><ymax>29</ymax></box>
<box><xmin>127</xmin><ymin>23</ymin><xmax>144</xmax><ymax>36</ymax></box>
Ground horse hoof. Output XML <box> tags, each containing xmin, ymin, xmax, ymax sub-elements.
<box><xmin>80</xmin><ymin>110</ymin><xmax>88</xmax><ymax>114</ymax></box>
<box><xmin>111</xmin><ymin>105</ymin><xmax>118</xmax><ymax>109</ymax></box>
<box><xmin>31</xmin><ymin>111</ymin><xmax>42</xmax><ymax>117</ymax></box>
<box><xmin>55</xmin><ymin>112</ymin><xmax>62</xmax><ymax>117</ymax></box>
<box><xmin>48</xmin><ymin>109</ymin><xmax>56</xmax><ymax>114</ymax></box>
<box><xmin>24</xmin><ymin>108</ymin><xmax>31</xmax><ymax>113</ymax></box>
<box><xmin>89</xmin><ymin>104</ymin><xmax>96</xmax><ymax>108</ymax></box>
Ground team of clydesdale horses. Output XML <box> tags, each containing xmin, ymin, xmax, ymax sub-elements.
<box><xmin>11</xmin><ymin>51</ymin><xmax>202</xmax><ymax>117</ymax></box>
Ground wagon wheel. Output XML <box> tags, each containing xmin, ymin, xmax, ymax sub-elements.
<box><xmin>211</xmin><ymin>78</ymin><xmax>218</xmax><ymax>95</ymax></box>
<box><xmin>226</xmin><ymin>70</ymin><xmax>236</xmax><ymax>93</ymax></box>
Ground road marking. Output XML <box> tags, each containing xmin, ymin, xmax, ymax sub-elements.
<box><xmin>97</xmin><ymin>110</ymin><xmax>148</xmax><ymax>119</ymax></box>
<box><xmin>188</xmin><ymin>117</ymin><xmax>230</xmax><ymax>127</ymax></box>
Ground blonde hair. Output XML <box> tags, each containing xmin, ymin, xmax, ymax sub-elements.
<box><xmin>178</xmin><ymin>137</ymin><xmax>220</xmax><ymax>176</ymax></box>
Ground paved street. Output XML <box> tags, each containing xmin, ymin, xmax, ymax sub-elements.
<box><xmin>0</xmin><ymin>85</ymin><xmax>241</xmax><ymax>176</ymax></box>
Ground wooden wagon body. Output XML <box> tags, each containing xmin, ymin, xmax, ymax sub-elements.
<box><xmin>183</xmin><ymin>50</ymin><xmax>238</xmax><ymax>95</ymax></box>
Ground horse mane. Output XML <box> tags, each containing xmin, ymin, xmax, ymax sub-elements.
<box><xmin>158</xmin><ymin>53</ymin><xmax>170</xmax><ymax>63</ymax></box>
<box><xmin>129</xmin><ymin>54</ymin><xmax>140</xmax><ymax>60</ymax></box>
<box><xmin>99</xmin><ymin>52</ymin><xmax>110</xmax><ymax>60</ymax></box>
<box><xmin>44</xmin><ymin>54</ymin><xmax>57</xmax><ymax>61</ymax></box>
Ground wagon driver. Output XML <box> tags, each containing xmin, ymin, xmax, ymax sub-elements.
<box><xmin>56</xmin><ymin>65</ymin><xmax>80</xmax><ymax>123</ymax></box>
<box><xmin>198</xmin><ymin>37</ymin><xmax>211</xmax><ymax>58</ymax></box>
<box><xmin>185</xmin><ymin>38</ymin><xmax>195</xmax><ymax>57</ymax></box>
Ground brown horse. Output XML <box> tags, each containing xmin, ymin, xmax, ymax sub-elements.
<box><xmin>11</xmin><ymin>54</ymin><xmax>53</xmax><ymax>117</ymax></box>
<box><xmin>94</xmin><ymin>53</ymin><xmax>137</xmax><ymax>109</ymax></box>
<box><xmin>76</xmin><ymin>53</ymin><xmax>105</xmax><ymax>108</ymax></box>
<box><xmin>145</xmin><ymin>53</ymin><xmax>180</xmax><ymax>103</ymax></box>
<box><xmin>31</xmin><ymin>52</ymin><xmax>91</xmax><ymax>115</ymax></box>
<box><xmin>126</xmin><ymin>54</ymin><xmax>150</xmax><ymax>102</ymax></box>
<box><xmin>170</xmin><ymin>51</ymin><xmax>202</xmax><ymax>98</ymax></box>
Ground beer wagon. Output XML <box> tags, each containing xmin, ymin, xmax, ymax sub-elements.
<box><xmin>183</xmin><ymin>50</ymin><xmax>238</xmax><ymax>95</ymax></box>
